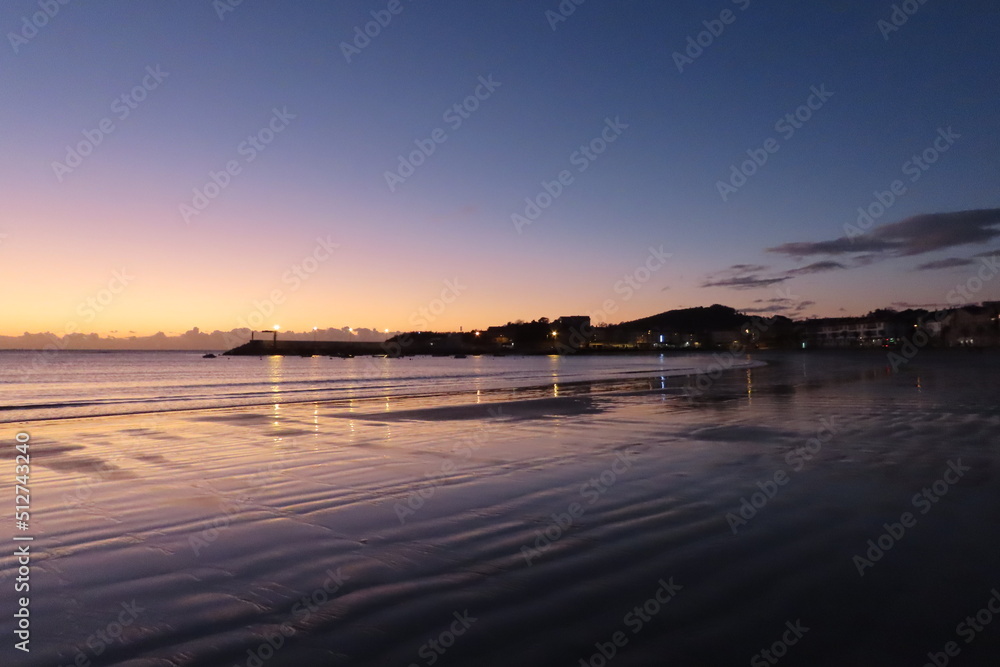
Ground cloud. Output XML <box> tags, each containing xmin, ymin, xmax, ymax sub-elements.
<box><xmin>891</xmin><ymin>301</ymin><xmax>943</xmax><ymax>309</ymax></box>
<box><xmin>702</xmin><ymin>276</ymin><xmax>789</xmax><ymax>289</ymax></box>
<box><xmin>768</xmin><ymin>209</ymin><xmax>1000</xmax><ymax>259</ymax></box>
<box><xmin>700</xmin><ymin>264</ymin><xmax>789</xmax><ymax>290</ymax></box>
<box><xmin>704</xmin><ymin>210</ymin><xmax>1000</xmax><ymax>292</ymax></box>
<box><xmin>741</xmin><ymin>305</ymin><xmax>792</xmax><ymax>313</ymax></box>
<box><xmin>702</xmin><ymin>260</ymin><xmax>845</xmax><ymax>292</ymax></box>
<box><xmin>785</xmin><ymin>260</ymin><xmax>847</xmax><ymax>276</ymax></box>
<box><xmin>914</xmin><ymin>257</ymin><xmax>977</xmax><ymax>271</ymax></box>
<box><xmin>769</xmin><ymin>238</ymin><xmax>895</xmax><ymax>257</ymax></box>
<box><xmin>741</xmin><ymin>297</ymin><xmax>815</xmax><ymax>314</ymax></box>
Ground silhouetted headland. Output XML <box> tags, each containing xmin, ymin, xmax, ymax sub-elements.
<box><xmin>223</xmin><ymin>302</ymin><xmax>1000</xmax><ymax>356</ymax></box>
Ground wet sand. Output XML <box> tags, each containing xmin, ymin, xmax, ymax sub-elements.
<box><xmin>3</xmin><ymin>351</ymin><xmax>1000</xmax><ymax>665</ymax></box>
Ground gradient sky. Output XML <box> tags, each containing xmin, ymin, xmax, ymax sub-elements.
<box><xmin>2</xmin><ymin>0</ymin><xmax>999</xmax><ymax>337</ymax></box>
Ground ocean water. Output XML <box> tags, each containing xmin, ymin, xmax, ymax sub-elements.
<box><xmin>3</xmin><ymin>350</ymin><xmax>1000</xmax><ymax>666</ymax></box>
<box><xmin>0</xmin><ymin>350</ymin><xmax>747</xmax><ymax>423</ymax></box>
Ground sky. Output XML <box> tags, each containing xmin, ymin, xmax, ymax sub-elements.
<box><xmin>2</xmin><ymin>0</ymin><xmax>999</xmax><ymax>339</ymax></box>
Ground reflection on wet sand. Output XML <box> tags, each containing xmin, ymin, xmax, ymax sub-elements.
<box><xmin>4</xmin><ymin>351</ymin><xmax>1000</xmax><ymax>665</ymax></box>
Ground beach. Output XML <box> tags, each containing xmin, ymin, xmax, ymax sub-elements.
<box><xmin>3</xmin><ymin>351</ymin><xmax>1000</xmax><ymax>665</ymax></box>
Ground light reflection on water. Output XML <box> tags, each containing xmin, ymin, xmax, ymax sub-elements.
<box><xmin>6</xmin><ymin>350</ymin><xmax>1000</xmax><ymax>665</ymax></box>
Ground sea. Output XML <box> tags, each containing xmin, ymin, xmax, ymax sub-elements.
<box><xmin>0</xmin><ymin>350</ymin><xmax>758</xmax><ymax>423</ymax></box>
<box><xmin>2</xmin><ymin>349</ymin><xmax>999</xmax><ymax>666</ymax></box>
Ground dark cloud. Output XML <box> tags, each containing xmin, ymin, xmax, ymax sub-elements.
<box><xmin>741</xmin><ymin>297</ymin><xmax>813</xmax><ymax>314</ymax></box>
<box><xmin>703</xmin><ymin>276</ymin><xmax>788</xmax><ymax>289</ymax></box>
<box><xmin>769</xmin><ymin>237</ymin><xmax>895</xmax><ymax>257</ymax></box>
<box><xmin>703</xmin><ymin>261</ymin><xmax>844</xmax><ymax>292</ymax></box>
<box><xmin>768</xmin><ymin>209</ymin><xmax>1000</xmax><ymax>259</ymax></box>
<box><xmin>741</xmin><ymin>305</ymin><xmax>792</xmax><ymax>313</ymax></box>
<box><xmin>891</xmin><ymin>301</ymin><xmax>943</xmax><ymax>309</ymax></box>
<box><xmin>701</xmin><ymin>264</ymin><xmax>788</xmax><ymax>290</ymax></box>
<box><xmin>740</xmin><ymin>297</ymin><xmax>816</xmax><ymax>315</ymax></box>
<box><xmin>914</xmin><ymin>257</ymin><xmax>977</xmax><ymax>271</ymax></box>
<box><xmin>786</xmin><ymin>261</ymin><xmax>847</xmax><ymax>276</ymax></box>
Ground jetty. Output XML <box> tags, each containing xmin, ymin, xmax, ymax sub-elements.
<box><xmin>224</xmin><ymin>340</ymin><xmax>387</xmax><ymax>357</ymax></box>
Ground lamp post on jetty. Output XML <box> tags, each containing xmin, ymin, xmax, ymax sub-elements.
<box><xmin>257</xmin><ymin>325</ymin><xmax>279</xmax><ymax>351</ymax></box>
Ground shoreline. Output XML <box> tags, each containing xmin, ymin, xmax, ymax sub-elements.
<box><xmin>4</xmin><ymin>359</ymin><xmax>764</xmax><ymax>427</ymax></box>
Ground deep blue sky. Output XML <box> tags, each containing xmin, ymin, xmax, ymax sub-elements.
<box><xmin>2</xmin><ymin>0</ymin><xmax>998</xmax><ymax>335</ymax></box>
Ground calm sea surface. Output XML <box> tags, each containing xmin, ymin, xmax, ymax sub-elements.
<box><xmin>3</xmin><ymin>349</ymin><xmax>999</xmax><ymax>665</ymax></box>
<box><xmin>0</xmin><ymin>350</ymin><xmax>754</xmax><ymax>423</ymax></box>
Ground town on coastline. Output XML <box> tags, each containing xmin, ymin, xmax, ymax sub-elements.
<box><xmin>224</xmin><ymin>303</ymin><xmax>1000</xmax><ymax>356</ymax></box>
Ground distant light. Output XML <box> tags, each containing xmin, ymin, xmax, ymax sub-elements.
<box><xmin>313</xmin><ymin>326</ymin><xmax>318</xmax><ymax>331</ymax></box>
<box><xmin>273</xmin><ymin>325</ymin><xmax>280</xmax><ymax>330</ymax></box>
<box><xmin>384</xmin><ymin>328</ymin><xmax>389</xmax><ymax>333</ymax></box>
